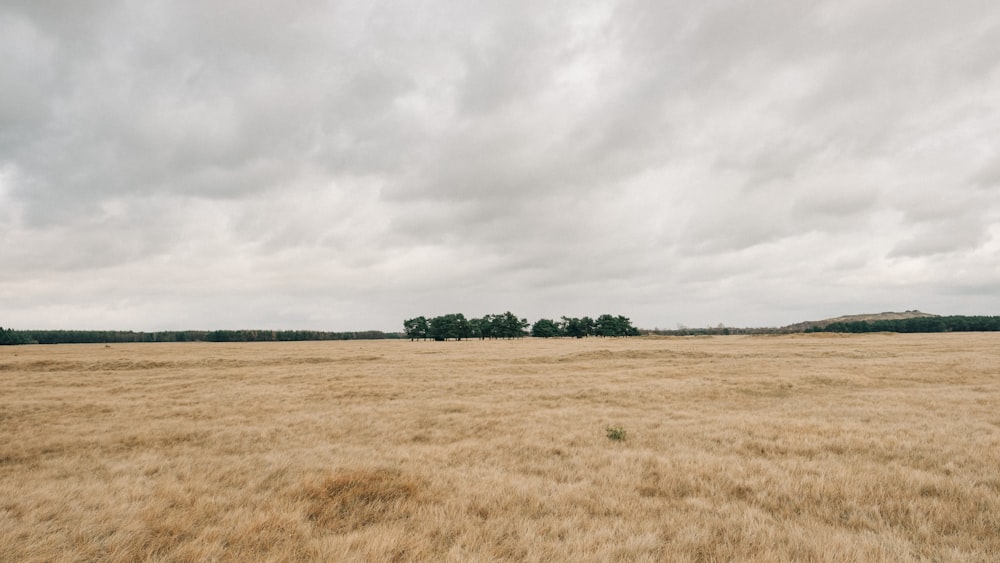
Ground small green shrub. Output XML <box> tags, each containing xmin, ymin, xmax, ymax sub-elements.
<box><xmin>606</xmin><ymin>426</ymin><xmax>627</xmax><ymax>442</ymax></box>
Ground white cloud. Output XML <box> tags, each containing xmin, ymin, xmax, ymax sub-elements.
<box><xmin>2</xmin><ymin>0</ymin><xmax>999</xmax><ymax>330</ymax></box>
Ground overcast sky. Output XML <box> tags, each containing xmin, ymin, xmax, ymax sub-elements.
<box><xmin>2</xmin><ymin>1</ymin><xmax>998</xmax><ymax>332</ymax></box>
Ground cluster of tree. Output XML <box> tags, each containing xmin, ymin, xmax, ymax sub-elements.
<box><xmin>403</xmin><ymin>312</ymin><xmax>529</xmax><ymax>341</ymax></box>
<box><xmin>531</xmin><ymin>315</ymin><xmax>640</xmax><ymax>338</ymax></box>
<box><xmin>403</xmin><ymin>313</ymin><xmax>639</xmax><ymax>340</ymax></box>
<box><xmin>810</xmin><ymin>316</ymin><xmax>1000</xmax><ymax>334</ymax></box>
<box><xmin>0</xmin><ymin>328</ymin><xmax>402</xmax><ymax>345</ymax></box>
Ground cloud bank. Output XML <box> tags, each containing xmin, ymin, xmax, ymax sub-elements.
<box><xmin>2</xmin><ymin>0</ymin><xmax>998</xmax><ymax>330</ymax></box>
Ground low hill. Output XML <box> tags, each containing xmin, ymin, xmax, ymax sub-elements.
<box><xmin>783</xmin><ymin>310</ymin><xmax>938</xmax><ymax>332</ymax></box>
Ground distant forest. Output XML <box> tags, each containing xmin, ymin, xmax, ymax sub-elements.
<box><xmin>807</xmin><ymin>316</ymin><xmax>1000</xmax><ymax>334</ymax></box>
<box><xmin>0</xmin><ymin>328</ymin><xmax>400</xmax><ymax>345</ymax></box>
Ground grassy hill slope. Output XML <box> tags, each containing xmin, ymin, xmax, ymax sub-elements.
<box><xmin>783</xmin><ymin>310</ymin><xmax>937</xmax><ymax>332</ymax></box>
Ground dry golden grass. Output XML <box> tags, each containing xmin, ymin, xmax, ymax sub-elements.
<box><xmin>1</xmin><ymin>333</ymin><xmax>999</xmax><ymax>561</ymax></box>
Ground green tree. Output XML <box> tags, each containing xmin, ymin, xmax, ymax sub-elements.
<box><xmin>613</xmin><ymin>315</ymin><xmax>639</xmax><ymax>337</ymax></box>
<box><xmin>531</xmin><ymin>318</ymin><xmax>561</xmax><ymax>338</ymax></box>
<box><xmin>472</xmin><ymin>315</ymin><xmax>497</xmax><ymax>339</ymax></box>
<box><xmin>495</xmin><ymin>311</ymin><xmax>528</xmax><ymax>338</ymax></box>
<box><xmin>403</xmin><ymin>316</ymin><xmax>430</xmax><ymax>340</ymax></box>
<box><xmin>429</xmin><ymin>313</ymin><xmax>470</xmax><ymax>340</ymax></box>
<box><xmin>595</xmin><ymin>314</ymin><xmax>619</xmax><ymax>337</ymax></box>
<box><xmin>560</xmin><ymin>316</ymin><xmax>591</xmax><ymax>338</ymax></box>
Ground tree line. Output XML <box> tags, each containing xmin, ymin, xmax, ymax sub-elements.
<box><xmin>402</xmin><ymin>313</ymin><xmax>639</xmax><ymax>340</ymax></box>
<box><xmin>11</xmin><ymin>314</ymin><xmax>991</xmax><ymax>346</ymax></box>
<box><xmin>0</xmin><ymin>328</ymin><xmax>401</xmax><ymax>345</ymax></box>
<box><xmin>200</xmin><ymin>329</ymin><xmax>397</xmax><ymax>342</ymax></box>
<box><xmin>809</xmin><ymin>315</ymin><xmax>1000</xmax><ymax>334</ymax></box>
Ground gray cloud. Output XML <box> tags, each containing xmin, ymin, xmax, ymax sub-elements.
<box><xmin>2</xmin><ymin>0</ymin><xmax>999</xmax><ymax>331</ymax></box>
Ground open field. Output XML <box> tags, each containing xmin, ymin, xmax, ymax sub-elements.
<box><xmin>2</xmin><ymin>333</ymin><xmax>999</xmax><ymax>562</ymax></box>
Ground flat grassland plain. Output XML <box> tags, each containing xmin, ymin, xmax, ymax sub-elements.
<box><xmin>2</xmin><ymin>333</ymin><xmax>999</xmax><ymax>562</ymax></box>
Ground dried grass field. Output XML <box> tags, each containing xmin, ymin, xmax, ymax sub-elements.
<box><xmin>2</xmin><ymin>333</ymin><xmax>999</xmax><ymax>562</ymax></box>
